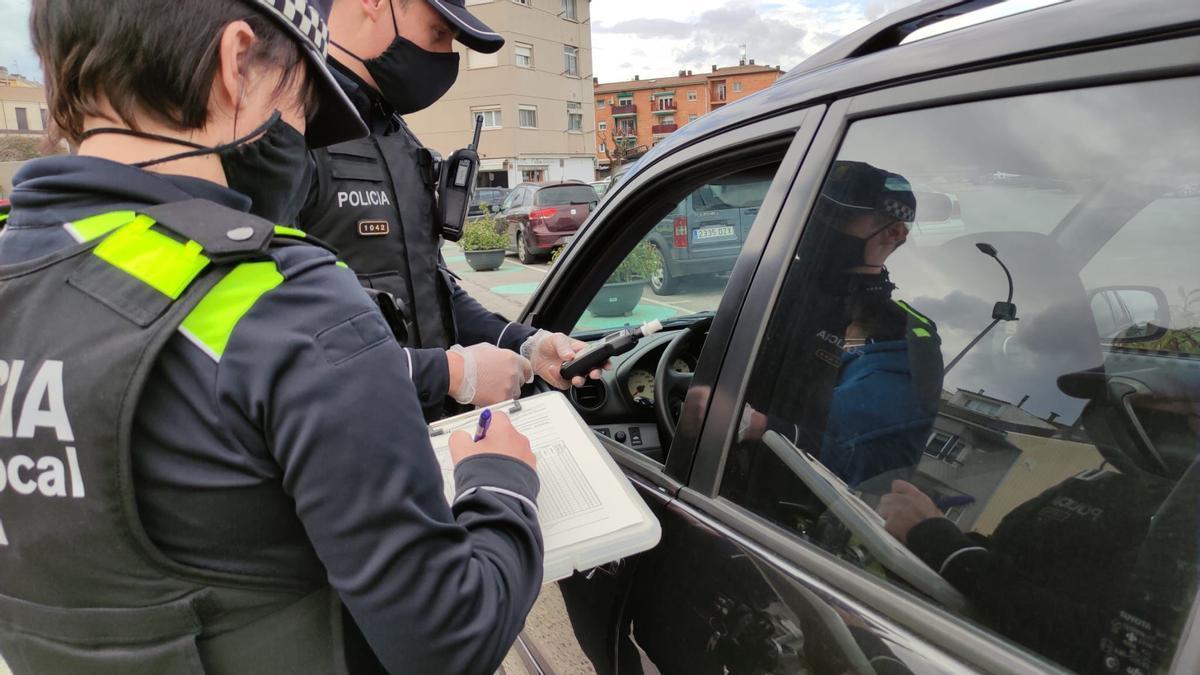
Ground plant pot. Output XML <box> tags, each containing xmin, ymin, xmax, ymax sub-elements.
<box><xmin>587</xmin><ymin>280</ymin><xmax>646</xmax><ymax>317</ymax></box>
<box><xmin>464</xmin><ymin>249</ymin><xmax>506</xmax><ymax>271</ymax></box>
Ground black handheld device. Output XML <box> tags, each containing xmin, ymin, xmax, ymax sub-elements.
<box><xmin>561</xmin><ymin>320</ymin><xmax>664</xmax><ymax>381</ymax></box>
<box><xmin>437</xmin><ymin>116</ymin><xmax>483</xmax><ymax>242</ymax></box>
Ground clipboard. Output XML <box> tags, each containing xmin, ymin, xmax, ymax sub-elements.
<box><xmin>429</xmin><ymin>391</ymin><xmax>662</xmax><ymax>583</ymax></box>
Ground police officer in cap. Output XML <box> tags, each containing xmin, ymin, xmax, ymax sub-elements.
<box><xmin>0</xmin><ymin>1</ymin><xmax>541</xmax><ymax>673</ymax></box>
<box><xmin>303</xmin><ymin>0</ymin><xmax>602</xmax><ymax>419</ymax></box>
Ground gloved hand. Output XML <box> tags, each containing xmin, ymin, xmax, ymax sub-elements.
<box><xmin>521</xmin><ymin>330</ymin><xmax>609</xmax><ymax>389</ymax></box>
<box><xmin>448</xmin><ymin>344</ymin><xmax>533</xmax><ymax>406</ymax></box>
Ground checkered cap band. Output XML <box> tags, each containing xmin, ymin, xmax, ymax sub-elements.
<box><xmin>253</xmin><ymin>0</ymin><xmax>329</xmax><ymax>55</ymax></box>
<box><xmin>881</xmin><ymin>197</ymin><xmax>916</xmax><ymax>223</ymax></box>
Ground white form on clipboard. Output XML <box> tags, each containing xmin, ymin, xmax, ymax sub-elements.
<box><xmin>429</xmin><ymin>391</ymin><xmax>662</xmax><ymax>582</ymax></box>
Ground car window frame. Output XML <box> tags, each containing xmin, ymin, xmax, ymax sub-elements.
<box><xmin>680</xmin><ymin>34</ymin><xmax>1200</xmax><ymax>674</ymax></box>
<box><xmin>521</xmin><ymin>108</ymin><xmax>821</xmax><ymax>489</ymax></box>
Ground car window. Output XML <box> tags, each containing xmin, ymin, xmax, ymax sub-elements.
<box><xmin>719</xmin><ymin>77</ymin><xmax>1200</xmax><ymax>673</ymax></box>
<box><xmin>569</xmin><ymin>164</ymin><xmax>777</xmax><ymax>334</ymax></box>
<box><xmin>536</xmin><ymin>185</ymin><xmax>599</xmax><ymax>207</ymax></box>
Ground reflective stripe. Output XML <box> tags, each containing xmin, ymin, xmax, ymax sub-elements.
<box><xmin>913</xmin><ymin>327</ymin><xmax>931</xmax><ymax>338</ymax></box>
<box><xmin>335</xmin><ymin>261</ymin><xmax>349</xmax><ymax>269</ymax></box>
<box><xmin>180</xmin><ymin>262</ymin><xmax>284</xmax><ymax>361</ymax></box>
<box><xmin>93</xmin><ymin>215</ymin><xmax>209</xmax><ymax>299</ymax></box>
<box><xmin>894</xmin><ymin>299</ymin><xmax>932</xmax><ymax>326</ymax></box>
<box><xmin>274</xmin><ymin>225</ymin><xmax>307</xmax><ymax>239</ymax></box>
<box><xmin>65</xmin><ymin>210</ymin><xmax>137</xmax><ymax>243</ymax></box>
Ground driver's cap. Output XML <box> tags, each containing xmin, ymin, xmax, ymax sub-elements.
<box><xmin>820</xmin><ymin>160</ymin><xmax>917</xmax><ymax>223</ymax></box>
<box><xmin>242</xmin><ymin>0</ymin><xmax>368</xmax><ymax>147</ymax></box>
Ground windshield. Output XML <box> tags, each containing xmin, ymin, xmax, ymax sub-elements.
<box><xmin>536</xmin><ymin>186</ymin><xmax>598</xmax><ymax>206</ymax></box>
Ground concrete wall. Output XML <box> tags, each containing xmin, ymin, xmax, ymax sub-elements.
<box><xmin>969</xmin><ymin>433</ymin><xmax>1105</xmax><ymax>535</ymax></box>
<box><xmin>405</xmin><ymin>0</ymin><xmax>595</xmax><ymax>181</ymax></box>
<box><xmin>0</xmin><ymin>161</ymin><xmax>26</xmax><ymax>197</ymax></box>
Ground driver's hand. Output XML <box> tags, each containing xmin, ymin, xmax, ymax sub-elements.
<box><xmin>877</xmin><ymin>480</ymin><xmax>942</xmax><ymax>544</ymax></box>
<box><xmin>525</xmin><ymin>330</ymin><xmax>610</xmax><ymax>389</ymax></box>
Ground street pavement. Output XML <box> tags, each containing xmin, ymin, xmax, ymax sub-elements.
<box><xmin>443</xmin><ymin>242</ymin><xmax>730</xmax><ymax>332</ymax></box>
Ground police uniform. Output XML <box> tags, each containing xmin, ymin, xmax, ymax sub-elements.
<box><xmin>0</xmin><ymin>154</ymin><xmax>542</xmax><ymax>673</ymax></box>
<box><xmin>301</xmin><ymin>62</ymin><xmax>536</xmax><ymax>419</ymax></box>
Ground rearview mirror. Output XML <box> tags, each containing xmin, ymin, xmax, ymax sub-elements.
<box><xmin>1089</xmin><ymin>286</ymin><xmax>1170</xmax><ymax>342</ymax></box>
<box><xmin>913</xmin><ymin>192</ymin><xmax>955</xmax><ymax>223</ymax></box>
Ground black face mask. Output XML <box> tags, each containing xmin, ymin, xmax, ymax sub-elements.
<box><xmin>80</xmin><ymin>112</ymin><xmax>310</xmax><ymax>225</ymax></box>
<box><xmin>332</xmin><ymin>15</ymin><xmax>459</xmax><ymax>115</ymax></box>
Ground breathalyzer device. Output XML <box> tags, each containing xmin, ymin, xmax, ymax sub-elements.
<box><xmin>437</xmin><ymin>115</ymin><xmax>483</xmax><ymax>242</ymax></box>
<box><xmin>561</xmin><ymin>320</ymin><xmax>664</xmax><ymax>381</ymax></box>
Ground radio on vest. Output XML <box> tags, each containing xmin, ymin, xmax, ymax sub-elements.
<box><xmin>437</xmin><ymin>115</ymin><xmax>483</xmax><ymax>242</ymax></box>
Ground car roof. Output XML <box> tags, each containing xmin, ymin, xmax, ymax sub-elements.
<box><xmin>638</xmin><ymin>0</ymin><xmax>1199</xmax><ymax>168</ymax></box>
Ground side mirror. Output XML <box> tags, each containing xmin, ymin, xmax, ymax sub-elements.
<box><xmin>912</xmin><ymin>191</ymin><xmax>955</xmax><ymax>223</ymax></box>
<box><xmin>1089</xmin><ymin>286</ymin><xmax>1170</xmax><ymax>343</ymax></box>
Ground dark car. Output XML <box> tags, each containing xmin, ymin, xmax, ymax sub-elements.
<box><xmin>467</xmin><ymin>186</ymin><xmax>509</xmax><ymax>220</ymax></box>
<box><xmin>505</xmin><ymin>1</ymin><xmax>1200</xmax><ymax>673</ymax></box>
<box><xmin>644</xmin><ymin>174</ymin><xmax>769</xmax><ymax>295</ymax></box>
<box><xmin>497</xmin><ymin>181</ymin><xmax>598</xmax><ymax>263</ymax></box>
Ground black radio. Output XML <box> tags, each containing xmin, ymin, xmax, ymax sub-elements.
<box><xmin>436</xmin><ymin>115</ymin><xmax>483</xmax><ymax>242</ymax></box>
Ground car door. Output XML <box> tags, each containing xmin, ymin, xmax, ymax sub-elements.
<box><xmin>515</xmin><ymin>107</ymin><xmax>824</xmax><ymax>675</ymax></box>
<box><xmin>669</xmin><ymin>39</ymin><xmax>1199</xmax><ymax>675</ymax></box>
<box><xmin>501</xmin><ymin>187</ymin><xmax>526</xmax><ymax>250</ymax></box>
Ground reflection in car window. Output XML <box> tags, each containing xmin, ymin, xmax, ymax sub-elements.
<box><xmin>721</xmin><ymin>77</ymin><xmax>1200</xmax><ymax>673</ymax></box>
<box><xmin>569</xmin><ymin>164</ymin><xmax>777</xmax><ymax>334</ymax></box>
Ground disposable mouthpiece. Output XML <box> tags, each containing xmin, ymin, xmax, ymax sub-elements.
<box><xmin>641</xmin><ymin>320</ymin><xmax>664</xmax><ymax>336</ymax></box>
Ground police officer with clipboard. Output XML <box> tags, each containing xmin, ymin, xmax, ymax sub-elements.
<box><xmin>303</xmin><ymin>0</ymin><xmax>603</xmax><ymax>419</ymax></box>
<box><xmin>0</xmin><ymin>1</ymin><xmax>542</xmax><ymax>672</ymax></box>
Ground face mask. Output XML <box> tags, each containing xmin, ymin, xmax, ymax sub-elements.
<box><xmin>332</xmin><ymin>13</ymin><xmax>459</xmax><ymax>115</ymax></box>
<box><xmin>216</xmin><ymin>115</ymin><xmax>311</xmax><ymax>225</ymax></box>
<box><xmin>80</xmin><ymin>112</ymin><xmax>310</xmax><ymax>224</ymax></box>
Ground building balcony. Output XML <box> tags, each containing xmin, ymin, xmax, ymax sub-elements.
<box><xmin>651</xmin><ymin>101</ymin><xmax>677</xmax><ymax>114</ymax></box>
<box><xmin>611</xmin><ymin>104</ymin><xmax>637</xmax><ymax>117</ymax></box>
<box><xmin>651</xmin><ymin>123</ymin><xmax>678</xmax><ymax>135</ymax></box>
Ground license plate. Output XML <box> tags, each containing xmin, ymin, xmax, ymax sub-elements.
<box><xmin>694</xmin><ymin>225</ymin><xmax>735</xmax><ymax>241</ymax></box>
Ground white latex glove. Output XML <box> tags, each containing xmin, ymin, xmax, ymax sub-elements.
<box><xmin>521</xmin><ymin>329</ymin><xmax>608</xmax><ymax>389</ymax></box>
<box><xmin>449</xmin><ymin>343</ymin><xmax>533</xmax><ymax>406</ymax></box>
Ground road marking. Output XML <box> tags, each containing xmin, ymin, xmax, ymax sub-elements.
<box><xmin>638</xmin><ymin>295</ymin><xmax>698</xmax><ymax>313</ymax></box>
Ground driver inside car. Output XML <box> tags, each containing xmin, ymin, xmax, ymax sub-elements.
<box><xmin>739</xmin><ymin>161</ymin><xmax>944</xmax><ymax>490</ymax></box>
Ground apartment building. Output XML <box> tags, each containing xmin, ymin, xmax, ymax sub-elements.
<box><xmin>404</xmin><ymin>0</ymin><xmax>596</xmax><ymax>188</ymax></box>
<box><xmin>0</xmin><ymin>77</ymin><xmax>49</xmax><ymax>137</ymax></box>
<box><xmin>593</xmin><ymin>61</ymin><xmax>783</xmax><ymax>173</ymax></box>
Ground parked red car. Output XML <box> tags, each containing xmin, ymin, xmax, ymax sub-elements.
<box><xmin>496</xmin><ymin>182</ymin><xmax>598</xmax><ymax>263</ymax></box>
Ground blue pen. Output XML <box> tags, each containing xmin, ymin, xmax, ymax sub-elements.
<box><xmin>473</xmin><ymin>408</ymin><xmax>493</xmax><ymax>442</ymax></box>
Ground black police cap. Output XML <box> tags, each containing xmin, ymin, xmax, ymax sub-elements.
<box><xmin>242</xmin><ymin>0</ymin><xmax>368</xmax><ymax>147</ymax></box>
<box><xmin>820</xmin><ymin>160</ymin><xmax>917</xmax><ymax>223</ymax></box>
<box><xmin>424</xmin><ymin>0</ymin><xmax>506</xmax><ymax>54</ymax></box>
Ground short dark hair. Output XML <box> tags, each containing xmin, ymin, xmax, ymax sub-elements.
<box><xmin>31</xmin><ymin>0</ymin><xmax>317</xmax><ymax>145</ymax></box>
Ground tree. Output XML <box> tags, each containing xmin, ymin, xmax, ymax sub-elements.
<box><xmin>597</xmin><ymin>127</ymin><xmax>645</xmax><ymax>174</ymax></box>
<box><xmin>0</xmin><ymin>135</ymin><xmax>46</xmax><ymax>162</ymax></box>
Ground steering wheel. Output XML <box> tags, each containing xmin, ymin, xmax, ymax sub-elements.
<box><xmin>654</xmin><ymin>319</ymin><xmax>711</xmax><ymax>448</ymax></box>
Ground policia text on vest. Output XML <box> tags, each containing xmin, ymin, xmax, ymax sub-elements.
<box><xmin>0</xmin><ymin>359</ymin><xmax>85</xmax><ymax>529</ymax></box>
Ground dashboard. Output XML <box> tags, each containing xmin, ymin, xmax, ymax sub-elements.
<box><xmin>566</xmin><ymin>328</ymin><xmax>701</xmax><ymax>461</ymax></box>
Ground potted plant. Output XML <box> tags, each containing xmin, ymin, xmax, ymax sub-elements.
<box><xmin>458</xmin><ymin>206</ymin><xmax>508</xmax><ymax>271</ymax></box>
<box><xmin>585</xmin><ymin>243</ymin><xmax>659</xmax><ymax>317</ymax></box>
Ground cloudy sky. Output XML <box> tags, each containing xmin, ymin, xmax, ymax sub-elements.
<box><xmin>0</xmin><ymin>0</ymin><xmax>915</xmax><ymax>84</ymax></box>
<box><xmin>589</xmin><ymin>0</ymin><xmax>916</xmax><ymax>82</ymax></box>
